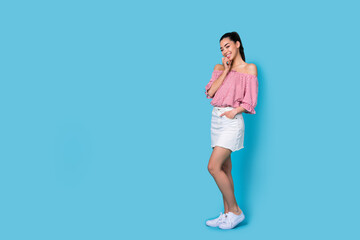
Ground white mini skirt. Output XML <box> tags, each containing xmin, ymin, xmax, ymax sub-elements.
<box><xmin>211</xmin><ymin>106</ymin><xmax>245</xmax><ymax>152</ymax></box>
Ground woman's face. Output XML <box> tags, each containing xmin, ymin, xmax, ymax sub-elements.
<box><xmin>220</xmin><ymin>38</ymin><xmax>239</xmax><ymax>61</ymax></box>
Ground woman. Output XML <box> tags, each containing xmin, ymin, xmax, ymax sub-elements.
<box><xmin>204</xmin><ymin>32</ymin><xmax>259</xmax><ymax>230</ymax></box>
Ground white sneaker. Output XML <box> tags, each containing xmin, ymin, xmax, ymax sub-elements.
<box><xmin>218</xmin><ymin>211</ymin><xmax>245</xmax><ymax>229</ymax></box>
<box><xmin>205</xmin><ymin>212</ymin><xmax>227</xmax><ymax>227</ymax></box>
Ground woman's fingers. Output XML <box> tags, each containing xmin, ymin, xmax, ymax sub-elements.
<box><xmin>219</xmin><ymin>111</ymin><xmax>236</xmax><ymax>119</ymax></box>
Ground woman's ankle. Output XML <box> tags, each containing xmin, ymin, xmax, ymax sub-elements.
<box><xmin>229</xmin><ymin>206</ymin><xmax>242</xmax><ymax>215</ymax></box>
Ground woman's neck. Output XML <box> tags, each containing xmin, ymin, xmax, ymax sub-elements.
<box><xmin>230</xmin><ymin>55</ymin><xmax>246</xmax><ymax>70</ymax></box>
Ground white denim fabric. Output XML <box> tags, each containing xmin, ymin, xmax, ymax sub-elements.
<box><xmin>211</xmin><ymin>106</ymin><xmax>245</xmax><ymax>152</ymax></box>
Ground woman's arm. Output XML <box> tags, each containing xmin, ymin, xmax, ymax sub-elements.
<box><xmin>234</xmin><ymin>106</ymin><xmax>248</xmax><ymax>114</ymax></box>
<box><xmin>206</xmin><ymin>67</ymin><xmax>229</xmax><ymax>98</ymax></box>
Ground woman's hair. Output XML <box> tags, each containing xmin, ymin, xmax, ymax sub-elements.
<box><xmin>220</xmin><ymin>32</ymin><xmax>245</xmax><ymax>62</ymax></box>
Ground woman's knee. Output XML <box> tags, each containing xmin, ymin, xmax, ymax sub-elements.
<box><xmin>208</xmin><ymin>146</ymin><xmax>231</xmax><ymax>176</ymax></box>
<box><xmin>207</xmin><ymin>162</ymin><xmax>221</xmax><ymax>176</ymax></box>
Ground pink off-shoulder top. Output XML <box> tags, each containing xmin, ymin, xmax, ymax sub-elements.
<box><xmin>205</xmin><ymin>70</ymin><xmax>259</xmax><ymax>114</ymax></box>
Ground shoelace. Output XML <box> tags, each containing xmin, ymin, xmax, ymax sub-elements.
<box><xmin>218</xmin><ymin>212</ymin><xmax>226</xmax><ymax>223</ymax></box>
<box><xmin>220</xmin><ymin>213</ymin><xmax>228</xmax><ymax>223</ymax></box>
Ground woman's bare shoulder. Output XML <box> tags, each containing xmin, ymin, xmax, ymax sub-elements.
<box><xmin>246</xmin><ymin>63</ymin><xmax>257</xmax><ymax>76</ymax></box>
<box><xmin>214</xmin><ymin>64</ymin><xmax>225</xmax><ymax>71</ymax></box>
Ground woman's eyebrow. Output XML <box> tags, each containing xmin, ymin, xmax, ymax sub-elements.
<box><xmin>220</xmin><ymin>43</ymin><xmax>230</xmax><ymax>50</ymax></box>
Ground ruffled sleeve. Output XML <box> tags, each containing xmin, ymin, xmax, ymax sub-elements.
<box><xmin>239</xmin><ymin>76</ymin><xmax>259</xmax><ymax>114</ymax></box>
<box><xmin>205</xmin><ymin>70</ymin><xmax>222</xmax><ymax>99</ymax></box>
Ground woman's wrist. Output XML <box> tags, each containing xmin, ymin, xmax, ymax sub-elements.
<box><xmin>221</xmin><ymin>70</ymin><xmax>229</xmax><ymax>77</ymax></box>
<box><xmin>234</xmin><ymin>107</ymin><xmax>246</xmax><ymax>114</ymax></box>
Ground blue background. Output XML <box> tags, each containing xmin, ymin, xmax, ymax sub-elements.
<box><xmin>1</xmin><ymin>0</ymin><xmax>359</xmax><ymax>239</ymax></box>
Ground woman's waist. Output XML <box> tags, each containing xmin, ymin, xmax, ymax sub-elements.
<box><xmin>213</xmin><ymin>106</ymin><xmax>235</xmax><ymax>110</ymax></box>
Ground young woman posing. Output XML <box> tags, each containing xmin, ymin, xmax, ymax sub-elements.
<box><xmin>204</xmin><ymin>32</ymin><xmax>259</xmax><ymax>230</ymax></box>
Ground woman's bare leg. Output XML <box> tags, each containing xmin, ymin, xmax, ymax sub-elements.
<box><xmin>208</xmin><ymin>146</ymin><xmax>242</xmax><ymax>214</ymax></box>
<box><xmin>222</xmin><ymin>155</ymin><xmax>235</xmax><ymax>213</ymax></box>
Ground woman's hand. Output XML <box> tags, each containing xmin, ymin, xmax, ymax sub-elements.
<box><xmin>219</xmin><ymin>109</ymin><xmax>238</xmax><ymax>119</ymax></box>
<box><xmin>222</xmin><ymin>56</ymin><xmax>232</xmax><ymax>72</ymax></box>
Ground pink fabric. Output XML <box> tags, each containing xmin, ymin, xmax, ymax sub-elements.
<box><xmin>205</xmin><ymin>70</ymin><xmax>259</xmax><ymax>114</ymax></box>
